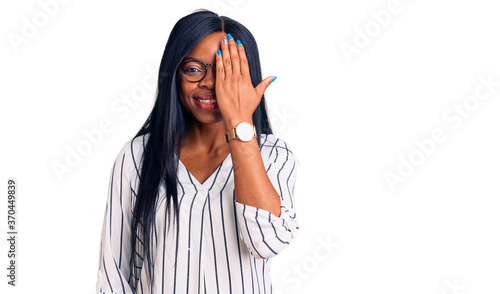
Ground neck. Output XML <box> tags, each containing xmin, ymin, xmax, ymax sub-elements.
<box><xmin>182</xmin><ymin>119</ymin><xmax>228</xmax><ymax>154</ymax></box>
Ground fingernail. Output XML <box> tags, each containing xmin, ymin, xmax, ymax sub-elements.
<box><xmin>217</xmin><ymin>50</ymin><xmax>221</xmax><ymax>55</ymax></box>
<box><xmin>236</xmin><ymin>40</ymin><xmax>241</xmax><ymax>46</ymax></box>
<box><xmin>223</xmin><ymin>36</ymin><xmax>227</xmax><ymax>45</ymax></box>
<box><xmin>227</xmin><ymin>33</ymin><xmax>233</xmax><ymax>41</ymax></box>
<box><xmin>271</xmin><ymin>76</ymin><xmax>277</xmax><ymax>84</ymax></box>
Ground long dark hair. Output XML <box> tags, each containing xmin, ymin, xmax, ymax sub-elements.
<box><xmin>129</xmin><ymin>8</ymin><xmax>273</xmax><ymax>292</ymax></box>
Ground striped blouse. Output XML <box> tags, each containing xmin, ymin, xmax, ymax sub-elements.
<box><xmin>96</xmin><ymin>133</ymin><xmax>299</xmax><ymax>294</ymax></box>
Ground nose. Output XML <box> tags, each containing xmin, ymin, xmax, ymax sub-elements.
<box><xmin>199</xmin><ymin>64</ymin><xmax>216</xmax><ymax>89</ymax></box>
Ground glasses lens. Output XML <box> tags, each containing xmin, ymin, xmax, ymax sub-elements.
<box><xmin>181</xmin><ymin>60</ymin><xmax>205</xmax><ymax>82</ymax></box>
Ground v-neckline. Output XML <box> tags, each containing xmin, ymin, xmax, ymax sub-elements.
<box><xmin>176</xmin><ymin>152</ymin><xmax>231</xmax><ymax>189</ymax></box>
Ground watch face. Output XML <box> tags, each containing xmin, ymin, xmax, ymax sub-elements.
<box><xmin>236</xmin><ymin>122</ymin><xmax>254</xmax><ymax>141</ymax></box>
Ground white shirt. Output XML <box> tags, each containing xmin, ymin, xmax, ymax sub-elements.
<box><xmin>96</xmin><ymin>133</ymin><xmax>299</xmax><ymax>294</ymax></box>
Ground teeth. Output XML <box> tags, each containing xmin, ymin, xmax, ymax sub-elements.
<box><xmin>197</xmin><ymin>98</ymin><xmax>217</xmax><ymax>104</ymax></box>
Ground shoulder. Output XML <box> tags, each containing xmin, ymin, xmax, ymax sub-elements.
<box><xmin>259</xmin><ymin>133</ymin><xmax>296</xmax><ymax>164</ymax></box>
<box><xmin>116</xmin><ymin>133</ymin><xmax>149</xmax><ymax>161</ymax></box>
<box><xmin>112</xmin><ymin>133</ymin><xmax>150</xmax><ymax>180</ymax></box>
<box><xmin>259</xmin><ymin>133</ymin><xmax>294</xmax><ymax>152</ymax></box>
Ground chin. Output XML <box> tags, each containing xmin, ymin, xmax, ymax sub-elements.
<box><xmin>189</xmin><ymin>112</ymin><xmax>224</xmax><ymax>125</ymax></box>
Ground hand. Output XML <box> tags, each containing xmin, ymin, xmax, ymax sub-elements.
<box><xmin>215</xmin><ymin>33</ymin><xmax>276</xmax><ymax>130</ymax></box>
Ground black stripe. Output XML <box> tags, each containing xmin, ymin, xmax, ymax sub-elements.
<box><xmin>265</xmin><ymin>143</ymin><xmax>280</xmax><ymax>173</ymax></box>
<box><xmin>197</xmin><ymin>197</ymin><xmax>209</xmax><ymax>294</ymax></box>
<box><xmin>109</xmin><ymin>161</ymin><xmax>116</xmax><ymax>240</ymax></box>
<box><xmin>232</xmin><ymin>190</ymin><xmax>245</xmax><ymax>294</ymax></box>
<box><xmin>186</xmin><ymin>169</ymin><xmax>199</xmax><ymax>294</ymax></box>
<box><xmin>262</xmin><ymin>261</ymin><xmax>266</xmax><ymax>294</ymax></box>
<box><xmin>286</xmin><ymin>156</ymin><xmax>296</xmax><ymax>209</ymax></box>
<box><xmin>255</xmin><ymin>208</ymin><xmax>278</xmax><ymax>256</ymax></box>
<box><xmin>102</xmin><ymin>255</ymin><xmax>114</xmax><ymax>293</ymax></box>
<box><xmin>242</xmin><ymin>205</ymin><xmax>264</xmax><ymax>259</ymax></box>
<box><xmin>113</xmin><ymin>258</ymin><xmax>127</xmax><ymax>294</ymax></box>
<box><xmin>130</xmin><ymin>136</ymin><xmax>141</xmax><ymax>181</ymax></box>
<box><xmin>130</xmin><ymin>184</ymin><xmax>137</xmax><ymax>209</ymax></box>
<box><xmin>267</xmin><ymin>138</ymin><xmax>279</xmax><ymax>161</ymax></box>
<box><xmin>253</xmin><ymin>258</ymin><xmax>261</xmax><ymax>294</ymax></box>
<box><xmin>135</xmin><ymin>249</ymin><xmax>144</xmax><ymax>261</ymax></box>
<box><xmin>269</xmin><ymin>213</ymin><xmax>289</xmax><ymax>245</ymax></box>
<box><xmin>280</xmin><ymin>218</ymin><xmax>291</xmax><ymax>232</ymax></box>
<box><xmin>162</xmin><ymin>193</ymin><xmax>168</xmax><ymax>294</ymax></box>
<box><xmin>220</xmin><ymin>168</ymin><xmax>234</xmax><ymax>293</ymax></box>
<box><xmin>98</xmin><ymin>220</ymin><xmax>104</xmax><ymax>270</ymax></box>
<box><xmin>140</xmin><ymin>270</ymin><xmax>144</xmax><ymax>294</ymax></box>
<box><xmin>154</xmin><ymin>206</ymin><xmax>158</xmax><ymax>248</ymax></box>
<box><xmin>119</xmin><ymin>153</ymin><xmax>125</xmax><ymax>268</ymax></box>
<box><xmin>207</xmin><ymin>163</ymin><xmax>224</xmax><ymax>192</ymax></box>
<box><xmin>276</xmin><ymin>142</ymin><xmax>290</xmax><ymax>201</ymax></box>
<box><xmin>173</xmin><ymin>179</ymin><xmax>185</xmax><ymax>293</ymax></box>
<box><xmin>136</xmin><ymin>233</ymin><xmax>145</xmax><ymax>246</ymax></box>
<box><xmin>259</xmin><ymin>134</ymin><xmax>268</xmax><ymax>152</ymax></box>
<box><xmin>204</xmin><ymin>272</ymin><xmax>207</xmax><ymax>294</ymax></box>
<box><xmin>207</xmin><ymin>195</ymin><xmax>220</xmax><ymax>293</ymax></box>
<box><xmin>248</xmin><ymin>253</ymin><xmax>255</xmax><ymax>293</ymax></box>
<box><xmin>134</xmin><ymin>264</ymin><xmax>142</xmax><ymax>269</ymax></box>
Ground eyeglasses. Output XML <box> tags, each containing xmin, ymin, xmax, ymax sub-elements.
<box><xmin>179</xmin><ymin>57</ymin><xmax>216</xmax><ymax>83</ymax></box>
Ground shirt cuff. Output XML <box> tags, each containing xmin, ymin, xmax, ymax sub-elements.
<box><xmin>234</xmin><ymin>201</ymin><xmax>299</xmax><ymax>259</ymax></box>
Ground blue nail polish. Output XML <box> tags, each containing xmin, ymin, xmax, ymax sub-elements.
<box><xmin>217</xmin><ymin>50</ymin><xmax>221</xmax><ymax>55</ymax></box>
<box><xmin>236</xmin><ymin>40</ymin><xmax>241</xmax><ymax>46</ymax></box>
<box><xmin>271</xmin><ymin>76</ymin><xmax>277</xmax><ymax>84</ymax></box>
<box><xmin>227</xmin><ymin>33</ymin><xmax>233</xmax><ymax>40</ymax></box>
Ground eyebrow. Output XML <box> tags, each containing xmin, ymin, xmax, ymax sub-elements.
<box><xmin>181</xmin><ymin>57</ymin><xmax>215</xmax><ymax>65</ymax></box>
<box><xmin>182</xmin><ymin>57</ymin><xmax>202</xmax><ymax>62</ymax></box>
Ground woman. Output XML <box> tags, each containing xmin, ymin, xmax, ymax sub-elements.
<box><xmin>96</xmin><ymin>9</ymin><xmax>299</xmax><ymax>294</ymax></box>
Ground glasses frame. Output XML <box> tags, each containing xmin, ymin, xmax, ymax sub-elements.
<box><xmin>178</xmin><ymin>57</ymin><xmax>217</xmax><ymax>83</ymax></box>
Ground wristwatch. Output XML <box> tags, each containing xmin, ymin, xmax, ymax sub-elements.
<box><xmin>224</xmin><ymin>122</ymin><xmax>256</xmax><ymax>143</ymax></box>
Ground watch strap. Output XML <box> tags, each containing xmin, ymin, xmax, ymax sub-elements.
<box><xmin>224</xmin><ymin>128</ymin><xmax>237</xmax><ymax>143</ymax></box>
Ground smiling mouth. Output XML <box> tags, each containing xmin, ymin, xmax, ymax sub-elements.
<box><xmin>194</xmin><ymin>98</ymin><xmax>217</xmax><ymax>104</ymax></box>
<box><xmin>193</xmin><ymin>96</ymin><xmax>219</xmax><ymax>110</ymax></box>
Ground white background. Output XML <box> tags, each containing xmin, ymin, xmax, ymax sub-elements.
<box><xmin>1</xmin><ymin>0</ymin><xmax>499</xmax><ymax>293</ymax></box>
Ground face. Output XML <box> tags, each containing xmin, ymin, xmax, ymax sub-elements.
<box><xmin>178</xmin><ymin>32</ymin><xmax>226</xmax><ymax>125</ymax></box>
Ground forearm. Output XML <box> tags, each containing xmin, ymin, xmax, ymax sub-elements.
<box><xmin>226</xmin><ymin>120</ymin><xmax>281</xmax><ymax>217</ymax></box>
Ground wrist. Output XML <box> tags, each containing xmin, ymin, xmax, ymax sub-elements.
<box><xmin>224</xmin><ymin>120</ymin><xmax>257</xmax><ymax>143</ymax></box>
<box><xmin>224</xmin><ymin>116</ymin><xmax>253</xmax><ymax>131</ymax></box>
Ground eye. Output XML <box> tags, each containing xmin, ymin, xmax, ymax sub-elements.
<box><xmin>181</xmin><ymin>61</ymin><xmax>204</xmax><ymax>75</ymax></box>
<box><xmin>184</xmin><ymin>67</ymin><xmax>202</xmax><ymax>74</ymax></box>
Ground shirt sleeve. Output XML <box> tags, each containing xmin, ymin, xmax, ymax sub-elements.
<box><xmin>96</xmin><ymin>142</ymin><xmax>138</xmax><ymax>294</ymax></box>
<box><xmin>235</xmin><ymin>138</ymin><xmax>300</xmax><ymax>259</ymax></box>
